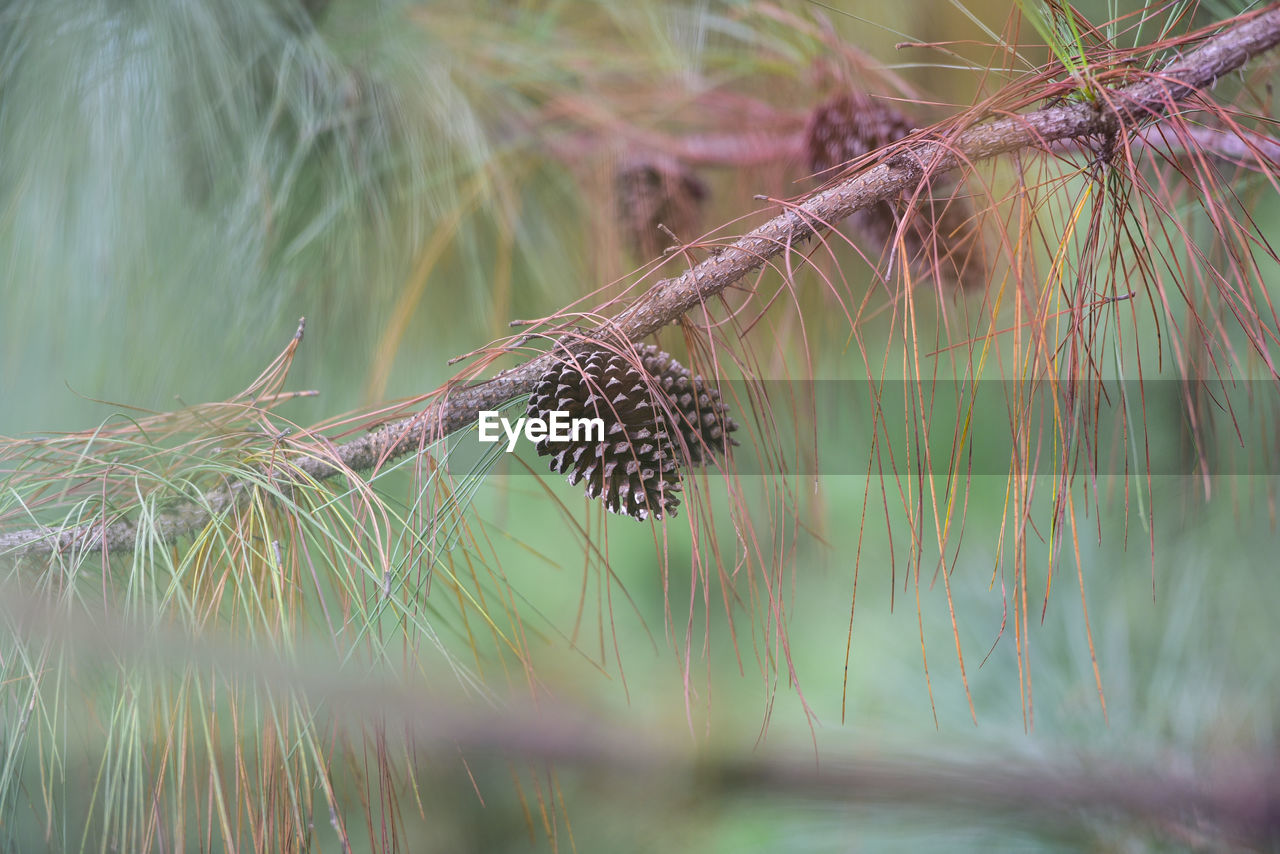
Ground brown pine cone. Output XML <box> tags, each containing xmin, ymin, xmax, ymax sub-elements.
<box><xmin>636</xmin><ymin>345</ymin><xmax>739</xmax><ymax>467</ymax></box>
<box><xmin>526</xmin><ymin>343</ymin><xmax>740</xmax><ymax>520</ymax></box>
<box><xmin>805</xmin><ymin>91</ymin><xmax>984</xmax><ymax>290</ymax></box>
<box><xmin>527</xmin><ymin>346</ymin><xmax>683</xmax><ymax>520</ymax></box>
<box><xmin>615</xmin><ymin>154</ymin><xmax>709</xmax><ymax>261</ymax></box>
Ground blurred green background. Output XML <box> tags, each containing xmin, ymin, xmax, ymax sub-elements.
<box><xmin>2</xmin><ymin>0</ymin><xmax>1277</xmax><ymax>851</ymax></box>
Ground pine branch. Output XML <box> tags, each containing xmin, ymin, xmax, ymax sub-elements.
<box><xmin>639</xmin><ymin>123</ymin><xmax>1280</xmax><ymax>172</ymax></box>
<box><xmin>5</xmin><ymin>5</ymin><xmax>1280</xmax><ymax>560</ymax></box>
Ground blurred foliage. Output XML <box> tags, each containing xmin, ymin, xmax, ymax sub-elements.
<box><xmin>2</xmin><ymin>0</ymin><xmax>1279</xmax><ymax>851</ymax></box>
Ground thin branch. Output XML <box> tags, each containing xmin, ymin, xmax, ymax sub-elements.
<box><xmin>658</xmin><ymin>123</ymin><xmax>1280</xmax><ymax>172</ymax></box>
<box><xmin>1152</xmin><ymin>123</ymin><xmax>1280</xmax><ymax>167</ymax></box>
<box><xmin>572</xmin><ymin>119</ymin><xmax>1280</xmax><ymax>173</ymax></box>
<box><xmin>5</xmin><ymin>6</ymin><xmax>1280</xmax><ymax>560</ymax></box>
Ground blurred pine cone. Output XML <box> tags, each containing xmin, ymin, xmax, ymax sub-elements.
<box><xmin>804</xmin><ymin>91</ymin><xmax>984</xmax><ymax>290</ymax></box>
<box><xmin>615</xmin><ymin>154</ymin><xmax>709</xmax><ymax>261</ymax></box>
<box><xmin>527</xmin><ymin>343</ymin><xmax>738</xmax><ymax>520</ymax></box>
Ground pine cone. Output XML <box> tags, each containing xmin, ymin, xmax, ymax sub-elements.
<box><xmin>527</xmin><ymin>346</ymin><xmax>683</xmax><ymax>520</ymax></box>
<box><xmin>615</xmin><ymin>154</ymin><xmax>709</xmax><ymax>261</ymax></box>
<box><xmin>806</xmin><ymin>91</ymin><xmax>915</xmax><ymax>177</ymax></box>
<box><xmin>804</xmin><ymin>91</ymin><xmax>984</xmax><ymax>290</ymax></box>
<box><xmin>527</xmin><ymin>344</ymin><xmax>740</xmax><ymax>520</ymax></box>
<box><xmin>637</xmin><ymin>345</ymin><xmax>739</xmax><ymax>467</ymax></box>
